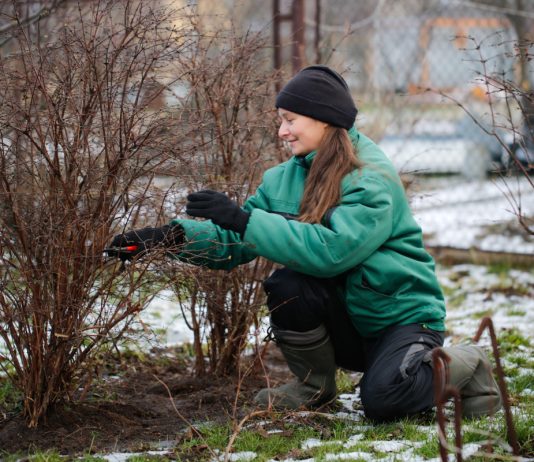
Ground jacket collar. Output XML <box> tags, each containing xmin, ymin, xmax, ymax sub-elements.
<box><xmin>293</xmin><ymin>126</ymin><xmax>360</xmax><ymax>169</ymax></box>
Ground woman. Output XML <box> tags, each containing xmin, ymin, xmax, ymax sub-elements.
<box><xmin>109</xmin><ymin>65</ymin><xmax>501</xmax><ymax>421</ymax></box>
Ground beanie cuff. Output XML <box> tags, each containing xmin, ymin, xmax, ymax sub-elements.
<box><xmin>276</xmin><ymin>91</ymin><xmax>356</xmax><ymax>130</ymax></box>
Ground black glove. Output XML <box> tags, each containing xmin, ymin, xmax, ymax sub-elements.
<box><xmin>186</xmin><ymin>190</ymin><xmax>250</xmax><ymax>236</ymax></box>
<box><xmin>106</xmin><ymin>224</ymin><xmax>185</xmax><ymax>261</ymax></box>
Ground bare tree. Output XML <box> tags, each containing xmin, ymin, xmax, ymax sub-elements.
<box><xmin>438</xmin><ymin>32</ymin><xmax>533</xmax><ymax>236</ymax></box>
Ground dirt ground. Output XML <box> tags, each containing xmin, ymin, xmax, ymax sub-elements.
<box><xmin>0</xmin><ymin>345</ymin><xmax>292</xmax><ymax>455</ymax></box>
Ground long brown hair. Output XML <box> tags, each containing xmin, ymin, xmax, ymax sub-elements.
<box><xmin>299</xmin><ymin>126</ymin><xmax>363</xmax><ymax>224</ymax></box>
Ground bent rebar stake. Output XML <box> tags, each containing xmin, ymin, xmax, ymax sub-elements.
<box><xmin>433</xmin><ymin>347</ymin><xmax>463</xmax><ymax>462</ymax></box>
<box><xmin>473</xmin><ymin>316</ymin><xmax>520</xmax><ymax>456</ymax></box>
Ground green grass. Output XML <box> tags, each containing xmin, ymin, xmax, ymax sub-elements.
<box><xmin>0</xmin><ymin>453</ymin><xmax>23</xmax><ymax>462</ymax></box>
<box><xmin>4</xmin><ymin>399</ymin><xmax>533</xmax><ymax>461</ymax></box>
<box><xmin>514</xmin><ymin>404</ymin><xmax>534</xmax><ymax>456</ymax></box>
<box><xmin>233</xmin><ymin>426</ymin><xmax>318</xmax><ymax>458</ymax></box>
<box><xmin>506</xmin><ymin>308</ymin><xmax>527</xmax><ymax>317</ymax></box>
<box><xmin>508</xmin><ymin>354</ymin><xmax>534</xmax><ymax>369</ymax></box>
<box><xmin>508</xmin><ymin>372</ymin><xmax>534</xmax><ymax>400</ymax></box>
<box><xmin>336</xmin><ymin>370</ymin><xmax>359</xmax><ymax>394</ymax></box>
<box><xmin>414</xmin><ymin>437</ymin><xmax>439</xmax><ymax>459</ymax></box>
<box><xmin>472</xmin><ymin>309</ymin><xmax>495</xmax><ymax>319</ymax></box>
<box><xmin>0</xmin><ymin>453</ymin><xmax>160</xmax><ymax>462</ymax></box>
<box><xmin>27</xmin><ymin>451</ymin><xmax>64</xmax><ymax>462</ymax></box>
<box><xmin>444</xmin><ymin>291</ymin><xmax>467</xmax><ymax>308</ymax></box>
<box><xmin>487</xmin><ymin>262</ymin><xmax>514</xmax><ymax>276</ymax></box>
<box><xmin>0</xmin><ymin>376</ymin><xmax>22</xmax><ymax>415</ymax></box>
<box><xmin>497</xmin><ymin>328</ymin><xmax>531</xmax><ymax>354</ymax></box>
<box><xmin>173</xmin><ymin>420</ymin><xmax>324</xmax><ymax>461</ymax></box>
<box><xmin>1</xmin><ymin>263</ymin><xmax>533</xmax><ymax>461</ymax></box>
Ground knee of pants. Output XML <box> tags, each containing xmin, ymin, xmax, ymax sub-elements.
<box><xmin>360</xmin><ymin>382</ymin><xmax>395</xmax><ymax>422</ymax></box>
<box><xmin>360</xmin><ymin>365</ymin><xmax>435</xmax><ymax>422</ymax></box>
<box><xmin>263</xmin><ymin>268</ymin><xmax>304</xmax><ymax>308</ymax></box>
<box><xmin>263</xmin><ymin>268</ymin><xmax>330</xmax><ymax>332</ymax></box>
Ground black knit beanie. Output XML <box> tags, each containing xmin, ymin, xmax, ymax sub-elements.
<box><xmin>275</xmin><ymin>65</ymin><xmax>357</xmax><ymax>130</ymax></box>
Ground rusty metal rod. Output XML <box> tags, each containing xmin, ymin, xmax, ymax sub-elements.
<box><xmin>433</xmin><ymin>348</ymin><xmax>451</xmax><ymax>461</ymax></box>
<box><xmin>433</xmin><ymin>350</ymin><xmax>449</xmax><ymax>462</ymax></box>
<box><xmin>433</xmin><ymin>348</ymin><xmax>465</xmax><ymax>462</ymax></box>
<box><xmin>473</xmin><ymin>316</ymin><xmax>520</xmax><ymax>456</ymax></box>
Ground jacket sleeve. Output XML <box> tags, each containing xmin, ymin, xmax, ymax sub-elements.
<box><xmin>242</xmin><ymin>174</ymin><xmax>394</xmax><ymax>277</ymax></box>
<box><xmin>169</xmin><ymin>186</ymin><xmax>270</xmax><ymax>270</ymax></box>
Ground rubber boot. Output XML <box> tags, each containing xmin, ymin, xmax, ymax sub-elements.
<box><xmin>442</xmin><ymin>345</ymin><xmax>502</xmax><ymax>418</ymax></box>
<box><xmin>254</xmin><ymin>324</ymin><xmax>337</xmax><ymax>410</ymax></box>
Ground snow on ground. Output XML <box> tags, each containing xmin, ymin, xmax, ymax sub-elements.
<box><xmin>100</xmin><ymin>450</ymin><xmax>169</xmax><ymax>462</ymax></box>
<box><xmin>411</xmin><ymin>176</ymin><xmax>534</xmax><ymax>254</ymax></box>
<box><xmin>437</xmin><ymin>264</ymin><xmax>534</xmax><ymax>342</ymax></box>
<box><xmin>126</xmin><ymin>261</ymin><xmax>534</xmax><ymax>461</ymax></box>
<box><xmin>140</xmin><ymin>262</ymin><xmax>534</xmax><ymax>350</ymax></box>
<box><xmin>128</xmin><ymin>260</ymin><xmax>534</xmax><ymax>461</ymax></box>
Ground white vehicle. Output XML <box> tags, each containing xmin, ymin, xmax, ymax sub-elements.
<box><xmin>379</xmin><ymin>133</ymin><xmax>494</xmax><ymax>179</ymax></box>
<box><xmin>378</xmin><ymin>117</ymin><xmax>503</xmax><ymax>179</ymax></box>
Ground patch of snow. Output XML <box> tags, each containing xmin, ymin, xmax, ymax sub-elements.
<box><xmin>301</xmin><ymin>438</ymin><xmax>326</xmax><ymax>450</ymax></box>
<box><xmin>437</xmin><ymin>264</ymin><xmax>534</xmax><ymax>341</ymax></box>
<box><xmin>141</xmin><ymin>289</ymin><xmax>195</xmax><ymax>346</ymax></box>
<box><xmin>333</xmin><ymin>410</ymin><xmax>366</xmax><ymax>421</ymax></box>
<box><xmin>371</xmin><ymin>440</ymin><xmax>411</xmax><ymax>452</ymax></box>
<box><xmin>324</xmin><ymin>451</ymin><xmax>376</xmax><ymax>461</ymax></box>
<box><xmin>411</xmin><ymin>177</ymin><xmax>534</xmax><ymax>254</ymax></box>
<box><xmin>337</xmin><ymin>389</ymin><xmax>362</xmax><ymax>415</ymax></box>
<box><xmin>210</xmin><ymin>450</ymin><xmax>257</xmax><ymax>462</ymax></box>
<box><xmin>100</xmin><ymin>450</ymin><xmax>169</xmax><ymax>462</ymax></box>
<box><xmin>224</xmin><ymin>451</ymin><xmax>257</xmax><ymax>462</ymax></box>
<box><xmin>343</xmin><ymin>433</ymin><xmax>365</xmax><ymax>448</ymax></box>
<box><xmin>461</xmin><ymin>443</ymin><xmax>482</xmax><ymax>459</ymax></box>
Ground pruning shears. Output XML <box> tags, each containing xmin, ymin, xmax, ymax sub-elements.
<box><xmin>104</xmin><ymin>245</ymin><xmax>139</xmax><ymax>255</ymax></box>
<box><xmin>103</xmin><ymin>245</ymin><xmax>141</xmax><ymax>268</ymax></box>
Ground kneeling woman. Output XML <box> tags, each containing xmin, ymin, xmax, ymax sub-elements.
<box><xmin>110</xmin><ymin>65</ymin><xmax>501</xmax><ymax>421</ymax></box>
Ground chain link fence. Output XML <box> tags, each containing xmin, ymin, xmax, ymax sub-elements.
<box><xmin>237</xmin><ymin>0</ymin><xmax>534</xmax><ymax>258</ymax></box>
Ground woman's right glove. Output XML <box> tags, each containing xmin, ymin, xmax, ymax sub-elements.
<box><xmin>106</xmin><ymin>224</ymin><xmax>185</xmax><ymax>261</ymax></box>
<box><xmin>186</xmin><ymin>190</ymin><xmax>250</xmax><ymax>236</ymax></box>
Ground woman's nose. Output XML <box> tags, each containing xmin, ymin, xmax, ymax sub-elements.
<box><xmin>278</xmin><ymin>122</ymin><xmax>289</xmax><ymax>139</ymax></box>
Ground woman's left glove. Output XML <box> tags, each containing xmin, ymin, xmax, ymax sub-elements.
<box><xmin>186</xmin><ymin>190</ymin><xmax>250</xmax><ymax>236</ymax></box>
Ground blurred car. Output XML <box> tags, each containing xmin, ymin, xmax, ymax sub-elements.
<box><xmin>378</xmin><ymin>117</ymin><xmax>502</xmax><ymax>179</ymax></box>
<box><xmin>500</xmin><ymin>126</ymin><xmax>534</xmax><ymax>172</ymax></box>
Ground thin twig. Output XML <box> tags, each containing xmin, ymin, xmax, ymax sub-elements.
<box><xmin>223</xmin><ymin>410</ymin><xmax>271</xmax><ymax>462</ymax></box>
<box><xmin>152</xmin><ymin>373</ymin><xmax>218</xmax><ymax>459</ymax></box>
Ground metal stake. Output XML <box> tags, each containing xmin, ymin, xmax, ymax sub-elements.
<box><xmin>473</xmin><ymin>316</ymin><xmax>520</xmax><ymax>456</ymax></box>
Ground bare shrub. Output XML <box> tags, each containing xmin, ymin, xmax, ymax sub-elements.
<box><xmin>0</xmin><ymin>0</ymin><xmax>192</xmax><ymax>426</ymax></box>
<box><xmin>160</xmin><ymin>24</ymin><xmax>280</xmax><ymax>376</ymax></box>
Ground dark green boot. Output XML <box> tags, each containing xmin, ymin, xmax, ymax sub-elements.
<box><xmin>254</xmin><ymin>324</ymin><xmax>337</xmax><ymax>410</ymax></box>
<box><xmin>442</xmin><ymin>345</ymin><xmax>502</xmax><ymax>418</ymax></box>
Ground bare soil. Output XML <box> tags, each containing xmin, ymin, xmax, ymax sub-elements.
<box><xmin>0</xmin><ymin>345</ymin><xmax>291</xmax><ymax>456</ymax></box>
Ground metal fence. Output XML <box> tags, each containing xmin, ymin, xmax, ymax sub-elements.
<box><xmin>267</xmin><ymin>0</ymin><xmax>534</xmax><ymax>258</ymax></box>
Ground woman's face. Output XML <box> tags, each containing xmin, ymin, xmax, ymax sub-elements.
<box><xmin>278</xmin><ymin>109</ymin><xmax>328</xmax><ymax>156</ymax></box>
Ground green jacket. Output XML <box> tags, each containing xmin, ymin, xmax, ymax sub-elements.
<box><xmin>171</xmin><ymin>127</ymin><xmax>446</xmax><ymax>338</ymax></box>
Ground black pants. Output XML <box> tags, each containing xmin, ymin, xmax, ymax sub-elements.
<box><xmin>263</xmin><ymin>268</ymin><xmax>444</xmax><ymax>422</ymax></box>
